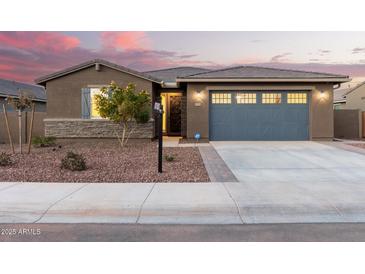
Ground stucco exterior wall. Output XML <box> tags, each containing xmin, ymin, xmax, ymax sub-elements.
<box><xmin>186</xmin><ymin>82</ymin><xmax>334</xmax><ymax>140</ymax></box>
<box><xmin>45</xmin><ymin>65</ymin><xmax>153</xmax><ymax>119</ymax></box>
<box><xmin>344</xmin><ymin>84</ymin><xmax>365</xmax><ymax>111</ymax></box>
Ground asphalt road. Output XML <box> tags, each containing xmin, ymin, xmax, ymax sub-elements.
<box><xmin>1</xmin><ymin>223</ymin><xmax>365</xmax><ymax>241</ymax></box>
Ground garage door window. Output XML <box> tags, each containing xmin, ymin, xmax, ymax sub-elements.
<box><xmin>212</xmin><ymin>93</ymin><xmax>231</xmax><ymax>104</ymax></box>
<box><xmin>287</xmin><ymin>93</ymin><xmax>307</xmax><ymax>104</ymax></box>
<box><xmin>236</xmin><ymin>93</ymin><xmax>256</xmax><ymax>104</ymax></box>
<box><xmin>262</xmin><ymin>93</ymin><xmax>281</xmax><ymax>104</ymax></box>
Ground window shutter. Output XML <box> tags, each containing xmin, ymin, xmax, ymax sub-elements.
<box><xmin>81</xmin><ymin>88</ymin><xmax>91</xmax><ymax>119</ymax></box>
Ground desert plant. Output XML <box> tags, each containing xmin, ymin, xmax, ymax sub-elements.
<box><xmin>32</xmin><ymin>136</ymin><xmax>56</xmax><ymax>148</ymax></box>
<box><xmin>94</xmin><ymin>82</ymin><xmax>151</xmax><ymax>147</ymax></box>
<box><xmin>61</xmin><ymin>151</ymin><xmax>87</xmax><ymax>171</ymax></box>
<box><xmin>6</xmin><ymin>91</ymin><xmax>35</xmax><ymax>154</ymax></box>
<box><xmin>164</xmin><ymin>154</ymin><xmax>175</xmax><ymax>162</ymax></box>
<box><xmin>0</xmin><ymin>152</ymin><xmax>13</xmax><ymax>166</ymax></box>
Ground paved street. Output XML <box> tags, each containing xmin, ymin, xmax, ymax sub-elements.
<box><xmin>1</xmin><ymin>223</ymin><xmax>365</xmax><ymax>241</ymax></box>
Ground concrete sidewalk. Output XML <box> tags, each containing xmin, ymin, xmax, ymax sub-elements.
<box><xmin>1</xmin><ymin>182</ymin><xmax>365</xmax><ymax>224</ymax></box>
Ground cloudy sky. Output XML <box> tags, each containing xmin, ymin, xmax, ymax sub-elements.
<box><xmin>1</xmin><ymin>31</ymin><xmax>365</xmax><ymax>87</ymax></box>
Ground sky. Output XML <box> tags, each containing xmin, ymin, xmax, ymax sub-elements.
<box><xmin>1</xmin><ymin>31</ymin><xmax>365</xmax><ymax>88</ymax></box>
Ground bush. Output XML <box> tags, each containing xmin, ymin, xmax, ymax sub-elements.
<box><xmin>32</xmin><ymin>136</ymin><xmax>56</xmax><ymax>148</ymax></box>
<box><xmin>61</xmin><ymin>151</ymin><xmax>87</xmax><ymax>171</ymax></box>
<box><xmin>164</xmin><ymin>154</ymin><xmax>175</xmax><ymax>162</ymax></box>
<box><xmin>0</xmin><ymin>152</ymin><xmax>13</xmax><ymax>166</ymax></box>
<box><xmin>135</xmin><ymin>109</ymin><xmax>150</xmax><ymax>124</ymax></box>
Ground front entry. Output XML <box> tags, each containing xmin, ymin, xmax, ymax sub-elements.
<box><xmin>161</xmin><ymin>93</ymin><xmax>182</xmax><ymax>136</ymax></box>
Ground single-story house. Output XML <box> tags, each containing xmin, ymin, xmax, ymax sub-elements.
<box><xmin>0</xmin><ymin>78</ymin><xmax>47</xmax><ymax>143</ymax></box>
<box><xmin>333</xmin><ymin>88</ymin><xmax>349</xmax><ymax>109</ymax></box>
<box><xmin>0</xmin><ymin>78</ymin><xmax>46</xmax><ymax>112</ymax></box>
<box><xmin>336</xmin><ymin>82</ymin><xmax>365</xmax><ymax>111</ymax></box>
<box><xmin>35</xmin><ymin>59</ymin><xmax>350</xmax><ymax>141</ymax></box>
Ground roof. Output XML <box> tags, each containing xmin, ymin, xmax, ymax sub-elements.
<box><xmin>344</xmin><ymin>81</ymin><xmax>365</xmax><ymax>96</ymax></box>
<box><xmin>144</xmin><ymin>67</ymin><xmax>211</xmax><ymax>83</ymax></box>
<box><xmin>0</xmin><ymin>78</ymin><xmax>46</xmax><ymax>101</ymax></box>
<box><xmin>333</xmin><ymin>88</ymin><xmax>349</xmax><ymax>103</ymax></box>
<box><xmin>35</xmin><ymin>59</ymin><xmax>163</xmax><ymax>85</ymax></box>
<box><xmin>177</xmin><ymin>66</ymin><xmax>350</xmax><ymax>83</ymax></box>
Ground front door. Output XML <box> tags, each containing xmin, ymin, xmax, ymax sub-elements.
<box><xmin>160</xmin><ymin>93</ymin><xmax>182</xmax><ymax>136</ymax></box>
<box><xmin>168</xmin><ymin>95</ymin><xmax>182</xmax><ymax>135</ymax></box>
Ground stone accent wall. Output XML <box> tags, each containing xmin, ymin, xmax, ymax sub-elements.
<box><xmin>44</xmin><ymin>119</ymin><xmax>154</xmax><ymax>139</ymax></box>
<box><xmin>181</xmin><ymin>95</ymin><xmax>187</xmax><ymax>137</ymax></box>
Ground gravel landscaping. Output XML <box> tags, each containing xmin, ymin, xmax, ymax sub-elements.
<box><xmin>0</xmin><ymin>140</ymin><xmax>210</xmax><ymax>183</ymax></box>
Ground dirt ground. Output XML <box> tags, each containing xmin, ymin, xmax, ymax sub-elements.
<box><xmin>0</xmin><ymin>139</ymin><xmax>210</xmax><ymax>183</ymax></box>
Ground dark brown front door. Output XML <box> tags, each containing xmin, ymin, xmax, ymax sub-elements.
<box><xmin>168</xmin><ymin>95</ymin><xmax>182</xmax><ymax>135</ymax></box>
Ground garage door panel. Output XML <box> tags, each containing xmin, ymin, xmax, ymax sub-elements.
<box><xmin>209</xmin><ymin>91</ymin><xmax>309</xmax><ymax>141</ymax></box>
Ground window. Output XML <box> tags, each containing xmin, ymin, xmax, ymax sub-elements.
<box><xmin>287</xmin><ymin>93</ymin><xmax>307</xmax><ymax>104</ymax></box>
<box><xmin>236</xmin><ymin>93</ymin><xmax>256</xmax><ymax>104</ymax></box>
<box><xmin>212</xmin><ymin>93</ymin><xmax>231</xmax><ymax>104</ymax></box>
<box><xmin>262</xmin><ymin>93</ymin><xmax>281</xmax><ymax>104</ymax></box>
<box><xmin>90</xmin><ymin>87</ymin><xmax>103</xmax><ymax>118</ymax></box>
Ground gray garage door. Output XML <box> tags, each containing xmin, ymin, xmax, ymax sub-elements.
<box><xmin>209</xmin><ymin>91</ymin><xmax>309</xmax><ymax>141</ymax></box>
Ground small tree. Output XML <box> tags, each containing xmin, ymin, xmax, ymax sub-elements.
<box><xmin>6</xmin><ymin>91</ymin><xmax>34</xmax><ymax>154</ymax></box>
<box><xmin>94</xmin><ymin>82</ymin><xmax>151</xmax><ymax>147</ymax></box>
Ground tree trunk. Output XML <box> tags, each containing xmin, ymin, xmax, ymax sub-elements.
<box><xmin>27</xmin><ymin>103</ymin><xmax>35</xmax><ymax>154</ymax></box>
<box><xmin>18</xmin><ymin>109</ymin><xmax>22</xmax><ymax>154</ymax></box>
<box><xmin>2</xmin><ymin>104</ymin><xmax>14</xmax><ymax>154</ymax></box>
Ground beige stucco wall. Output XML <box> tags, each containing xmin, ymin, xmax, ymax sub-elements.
<box><xmin>186</xmin><ymin>82</ymin><xmax>334</xmax><ymax>140</ymax></box>
<box><xmin>45</xmin><ymin>65</ymin><xmax>153</xmax><ymax>119</ymax></box>
<box><xmin>344</xmin><ymin>84</ymin><xmax>365</xmax><ymax>111</ymax></box>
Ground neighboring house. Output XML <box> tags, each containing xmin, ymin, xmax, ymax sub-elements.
<box><xmin>333</xmin><ymin>88</ymin><xmax>348</xmax><ymax>109</ymax></box>
<box><xmin>0</xmin><ymin>78</ymin><xmax>47</xmax><ymax>143</ymax></box>
<box><xmin>35</xmin><ymin>59</ymin><xmax>349</xmax><ymax>141</ymax></box>
<box><xmin>342</xmin><ymin>82</ymin><xmax>365</xmax><ymax>111</ymax></box>
<box><xmin>0</xmin><ymin>78</ymin><xmax>46</xmax><ymax>112</ymax></box>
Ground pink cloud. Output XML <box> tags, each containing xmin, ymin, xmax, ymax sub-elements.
<box><xmin>0</xmin><ymin>32</ymin><xmax>80</xmax><ymax>52</ymax></box>
<box><xmin>101</xmin><ymin>32</ymin><xmax>150</xmax><ymax>50</ymax></box>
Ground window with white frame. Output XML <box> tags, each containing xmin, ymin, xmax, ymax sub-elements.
<box><xmin>211</xmin><ymin>93</ymin><xmax>231</xmax><ymax>104</ymax></box>
<box><xmin>236</xmin><ymin>93</ymin><xmax>256</xmax><ymax>104</ymax></box>
<box><xmin>262</xmin><ymin>93</ymin><xmax>282</xmax><ymax>104</ymax></box>
<box><xmin>287</xmin><ymin>93</ymin><xmax>307</xmax><ymax>104</ymax></box>
<box><xmin>90</xmin><ymin>87</ymin><xmax>104</xmax><ymax>119</ymax></box>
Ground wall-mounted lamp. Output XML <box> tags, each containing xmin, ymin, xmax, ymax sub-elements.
<box><xmin>319</xmin><ymin>90</ymin><xmax>325</xmax><ymax>99</ymax></box>
<box><xmin>196</xmin><ymin>90</ymin><xmax>202</xmax><ymax>99</ymax></box>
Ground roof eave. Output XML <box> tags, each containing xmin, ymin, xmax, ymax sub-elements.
<box><xmin>0</xmin><ymin>93</ymin><xmax>46</xmax><ymax>102</ymax></box>
<box><xmin>35</xmin><ymin>60</ymin><xmax>163</xmax><ymax>85</ymax></box>
<box><xmin>176</xmin><ymin>77</ymin><xmax>351</xmax><ymax>83</ymax></box>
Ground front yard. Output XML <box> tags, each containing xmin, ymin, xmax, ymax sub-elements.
<box><xmin>0</xmin><ymin>139</ymin><xmax>210</xmax><ymax>183</ymax></box>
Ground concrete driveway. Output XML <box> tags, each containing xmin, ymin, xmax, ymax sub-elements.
<box><xmin>209</xmin><ymin>141</ymin><xmax>365</xmax><ymax>223</ymax></box>
<box><xmin>211</xmin><ymin>141</ymin><xmax>365</xmax><ymax>184</ymax></box>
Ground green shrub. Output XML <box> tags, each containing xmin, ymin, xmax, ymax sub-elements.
<box><xmin>61</xmin><ymin>151</ymin><xmax>87</xmax><ymax>171</ymax></box>
<box><xmin>32</xmin><ymin>136</ymin><xmax>56</xmax><ymax>148</ymax></box>
<box><xmin>135</xmin><ymin>109</ymin><xmax>150</xmax><ymax>123</ymax></box>
<box><xmin>164</xmin><ymin>154</ymin><xmax>175</xmax><ymax>162</ymax></box>
<box><xmin>0</xmin><ymin>152</ymin><xmax>13</xmax><ymax>166</ymax></box>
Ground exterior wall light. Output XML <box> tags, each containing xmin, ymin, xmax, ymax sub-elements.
<box><xmin>320</xmin><ymin>90</ymin><xmax>325</xmax><ymax>98</ymax></box>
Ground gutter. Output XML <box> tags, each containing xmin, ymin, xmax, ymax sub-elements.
<box><xmin>176</xmin><ymin>78</ymin><xmax>351</xmax><ymax>83</ymax></box>
<box><xmin>0</xmin><ymin>93</ymin><xmax>46</xmax><ymax>103</ymax></box>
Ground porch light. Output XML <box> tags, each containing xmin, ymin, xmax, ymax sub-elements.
<box><xmin>320</xmin><ymin>90</ymin><xmax>325</xmax><ymax>98</ymax></box>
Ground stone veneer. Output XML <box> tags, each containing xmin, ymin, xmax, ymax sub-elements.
<box><xmin>44</xmin><ymin>119</ymin><xmax>154</xmax><ymax>138</ymax></box>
